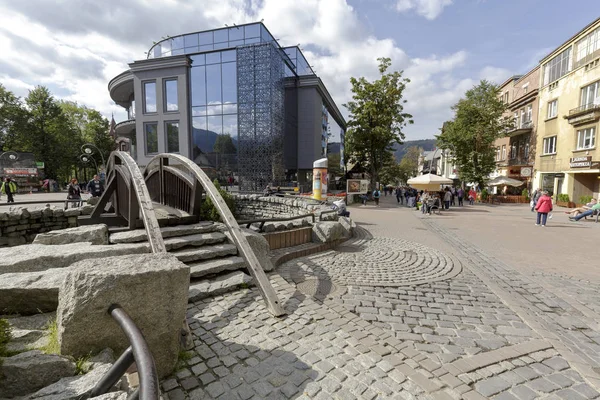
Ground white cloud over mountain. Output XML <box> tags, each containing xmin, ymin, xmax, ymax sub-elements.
<box><xmin>0</xmin><ymin>0</ymin><xmax>504</xmax><ymax>140</ymax></box>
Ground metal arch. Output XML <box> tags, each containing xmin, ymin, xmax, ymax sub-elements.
<box><xmin>144</xmin><ymin>154</ymin><xmax>285</xmax><ymax>317</ymax></box>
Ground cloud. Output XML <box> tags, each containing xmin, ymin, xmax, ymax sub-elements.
<box><xmin>479</xmin><ymin>66</ymin><xmax>513</xmax><ymax>84</ymax></box>
<box><xmin>0</xmin><ymin>0</ymin><xmax>501</xmax><ymax>140</ymax></box>
<box><xmin>395</xmin><ymin>0</ymin><xmax>453</xmax><ymax>20</ymax></box>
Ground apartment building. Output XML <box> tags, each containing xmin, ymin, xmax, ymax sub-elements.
<box><xmin>493</xmin><ymin>67</ymin><xmax>539</xmax><ymax>193</ymax></box>
<box><xmin>533</xmin><ymin>17</ymin><xmax>600</xmax><ymax>203</ymax></box>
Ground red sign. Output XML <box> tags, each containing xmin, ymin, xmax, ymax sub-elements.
<box><xmin>4</xmin><ymin>168</ymin><xmax>39</xmax><ymax>176</ymax></box>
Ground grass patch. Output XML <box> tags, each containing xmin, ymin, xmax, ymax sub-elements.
<box><xmin>74</xmin><ymin>354</ymin><xmax>92</xmax><ymax>375</ymax></box>
<box><xmin>40</xmin><ymin>319</ymin><xmax>60</xmax><ymax>355</ymax></box>
<box><xmin>176</xmin><ymin>350</ymin><xmax>193</xmax><ymax>370</ymax></box>
<box><xmin>0</xmin><ymin>318</ymin><xmax>11</xmax><ymax>366</ymax></box>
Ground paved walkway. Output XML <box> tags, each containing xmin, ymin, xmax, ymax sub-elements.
<box><xmin>161</xmin><ymin>196</ymin><xmax>600</xmax><ymax>399</ymax></box>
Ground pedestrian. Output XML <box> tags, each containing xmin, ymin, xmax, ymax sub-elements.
<box><xmin>67</xmin><ymin>178</ymin><xmax>82</xmax><ymax>207</ymax></box>
<box><xmin>1</xmin><ymin>177</ymin><xmax>17</xmax><ymax>203</ymax></box>
<box><xmin>457</xmin><ymin>187</ymin><xmax>464</xmax><ymax>206</ymax></box>
<box><xmin>443</xmin><ymin>187</ymin><xmax>452</xmax><ymax>210</ymax></box>
<box><xmin>468</xmin><ymin>188</ymin><xmax>477</xmax><ymax>205</ymax></box>
<box><xmin>87</xmin><ymin>174</ymin><xmax>104</xmax><ymax>198</ymax></box>
<box><xmin>534</xmin><ymin>190</ymin><xmax>553</xmax><ymax>227</ymax></box>
<box><xmin>451</xmin><ymin>187</ymin><xmax>456</xmax><ymax>206</ymax></box>
<box><xmin>395</xmin><ymin>187</ymin><xmax>402</xmax><ymax>205</ymax></box>
<box><xmin>373</xmin><ymin>187</ymin><xmax>381</xmax><ymax>206</ymax></box>
<box><xmin>531</xmin><ymin>188</ymin><xmax>542</xmax><ymax>212</ymax></box>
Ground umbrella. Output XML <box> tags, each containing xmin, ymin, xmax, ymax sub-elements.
<box><xmin>407</xmin><ymin>173</ymin><xmax>453</xmax><ymax>191</ymax></box>
<box><xmin>487</xmin><ymin>176</ymin><xmax>524</xmax><ymax>187</ymax></box>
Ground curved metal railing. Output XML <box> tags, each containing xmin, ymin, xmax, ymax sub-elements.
<box><xmin>90</xmin><ymin>304</ymin><xmax>159</xmax><ymax>399</ymax></box>
<box><xmin>84</xmin><ymin>151</ymin><xmax>166</xmax><ymax>253</ymax></box>
<box><xmin>143</xmin><ymin>154</ymin><xmax>285</xmax><ymax>316</ymax></box>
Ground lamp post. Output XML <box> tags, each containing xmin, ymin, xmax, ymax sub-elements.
<box><xmin>81</xmin><ymin>144</ymin><xmax>106</xmax><ymax>169</ymax></box>
<box><xmin>79</xmin><ymin>154</ymin><xmax>98</xmax><ymax>172</ymax></box>
<box><xmin>0</xmin><ymin>151</ymin><xmax>19</xmax><ymax>161</ymax></box>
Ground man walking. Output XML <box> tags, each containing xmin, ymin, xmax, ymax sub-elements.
<box><xmin>1</xmin><ymin>177</ymin><xmax>17</xmax><ymax>203</ymax></box>
<box><xmin>457</xmin><ymin>187</ymin><xmax>464</xmax><ymax>206</ymax></box>
<box><xmin>373</xmin><ymin>187</ymin><xmax>381</xmax><ymax>206</ymax></box>
<box><xmin>87</xmin><ymin>175</ymin><xmax>105</xmax><ymax>197</ymax></box>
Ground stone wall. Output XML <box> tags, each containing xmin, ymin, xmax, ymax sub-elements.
<box><xmin>234</xmin><ymin>194</ymin><xmax>337</xmax><ymax>221</ymax></box>
<box><xmin>0</xmin><ymin>205</ymin><xmax>92</xmax><ymax>247</ymax></box>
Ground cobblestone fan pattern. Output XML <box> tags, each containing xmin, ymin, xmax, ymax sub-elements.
<box><xmin>279</xmin><ymin>237</ymin><xmax>461</xmax><ymax>287</ymax></box>
<box><xmin>421</xmin><ymin>218</ymin><xmax>600</xmax><ymax>392</ymax></box>
<box><xmin>159</xmin><ymin>272</ymin><xmax>499</xmax><ymax>400</ymax></box>
<box><xmin>458</xmin><ymin>348</ymin><xmax>599</xmax><ymax>399</ymax></box>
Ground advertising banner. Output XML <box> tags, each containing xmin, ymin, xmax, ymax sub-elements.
<box><xmin>347</xmin><ymin>179</ymin><xmax>369</xmax><ymax>194</ymax></box>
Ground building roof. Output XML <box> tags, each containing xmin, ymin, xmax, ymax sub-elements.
<box><xmin>540</xmin><ymin>16</ymin><xmax>600</xmax><ymax>64</ymax></box>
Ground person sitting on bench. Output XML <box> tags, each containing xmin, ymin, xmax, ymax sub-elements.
<box><xmin>565</xmin><ymin>198</ymin><xmax>596</xmax><ymax>217</ymax></box>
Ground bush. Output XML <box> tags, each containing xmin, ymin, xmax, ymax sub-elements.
<box><xmin>522</xmin><ymin>188</ymin><xmax>529</xmax><ymax>200</ymax></box>
<box><xmin>580</xmin><ymin>195</ymin><xmax>593</xmax><ymax>204</ymax></box>
<box><xmin>0</xmin><ymin>318</ymin><xmax>11</xmax><ymax>358</ymax></box>
<box><xmin>556</xmin><ymin>194</ymin><xmax>570</xmax><ymax>203</ymax></box>
<box><xmin>199</xmin><ymin>179</ymin><xmax>237</xmax><ymax>222</ymax></box>
<box><xmin>481</xmin><ymin>189</ymin><xmax>490</xmax><ymax>202</ymax></box>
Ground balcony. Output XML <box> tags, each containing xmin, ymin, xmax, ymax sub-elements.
<box><xmin>108</xmin><ymin>70</ymin><xmax>134</xmax><ymax>108</ymax></box>
<box><xmin>569</xmin><ymin>102</ymin><xmax>600</xmax><ymax>115</ymax></box>
<box><xmin>566</xmin><ymin>102</ymin><xmax>600</xmax><ymax>126</ymax></box>
<box><xmin>506</xmin><ymin>121</ymin><xmax>533</xmax><ymax>137</ymax></box>
<box><xmin>115</xmin><ymin>119</ymin><xmax>136</xmax><ymax>136</ymax></box>
<box><xmin>508</xmin><ymin>157</ymin><xmax>531</xmax><ymax>167</ymax></box>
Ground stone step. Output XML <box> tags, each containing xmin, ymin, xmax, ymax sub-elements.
<box><xmin>163</xmin><ymin>232</ymin><xmax>227</xmax><ymax>251</ymax></box>
<box><xmin>188</xmin><ymin>256</ymin><xmax>247</xmax><ymax>279</ymax></box>
<box><xmin>171</xmin><ymin>243</ymin><xmax>238</xmax><ymax>263</ymax></box>
<box><xmin>188</xmin><ymin>271</ymin><xmax>254</xmax><ymax>303</ymax></box>
<box><xmin>109</xmin><ymin>222</ymin><xmax>216</xmax><ymax>244</ymax></box>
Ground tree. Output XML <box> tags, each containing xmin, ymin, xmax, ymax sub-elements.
<box><xmin>436</xmin><ymin>80</ymin><xmax>513</xmax><ymax>188</ymax></box>
<box><xmin>0</xmin><ymin>84</ymin><xmax>28</xmax><ymax>151</ymax></box>
<box><xmin>344</xmin><ymin>57</ymin><xmax>413</xmax><ymax>189</ymax></box>
<box><xmin>212</xmin><ymin>134</ymin><xmax>237</xmax><ymax>154</ymax></box>
<box><xmin>379</xmin><ymin>157</ymin><xmax>402</xmax><ymax>186</ymax></box>
<box><xmin>398</xmin><ymin>145</ymin><xmax>422</xmax><ymax>183</ymax></box>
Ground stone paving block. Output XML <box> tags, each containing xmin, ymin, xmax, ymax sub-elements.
<box><xmin>510</xmin><ymin>385</ymin><xmax>538</xmax><ymax>400</ymax></box>
<box><xmin>474</xmin><ymin>376</ymin><xmax>512</xmax><ymax>397</ymax></box>
<box><xmin>527</xmin><ymin>377</ymin><xmax>561</xmax><ymax>393</ymax></box>
<box><xmin>543</xmin><ymin>357</ymin><xmax>571</xmax><ymax>371</ymax></box>
<box><xmin>494</xmin><ymin>392</ymin><xmax>519</xmax><ymax>400</ymax></box>
<box><xmin>554</xmin><ymin>388</ymin><xmax>588</xmax><ymax>400</ymax></box>
<box><xmin>547</xmin><ymin>373</ymin><xmax>574</xmax><ymax>389</ymax></box>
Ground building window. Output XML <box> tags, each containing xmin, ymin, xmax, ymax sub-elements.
<box><xmin>576</xmin><ymin>26</ymin><xmax>600</xmax><ymax>64</ymax></box>
<box><xmin>580</xmin><ymin>80</ymin><xmax>600</xmax><ymax>108</ymax></box>
<box><xmin>547</xmin><ymin>99</ymin><xmax>558</xmax><ymax>119</ymax></box>
<box><xmin>577</xmin><ymin>127</ymin><xmax>596</xmax><ymax>150</ymax></box>
<box><xmin>543</xmin><ymin>47</ymin><xmax>572</xmax><ymax>85</ymax></box>
<box><xmin>164</xmin><ymin>79</ymin><xmax>178</xmax><ymax>112</ymax></box>
<box><xmin>520</xmin><ymin>108</ymin><xmax>526</xmax><ymax>127</ymax></box>
<box><xmin>526</xmin><ymin>105</ymin><xmax>532</xmax><ymax>125</ymax></box>
<box><xmin>165</xmin><ymin>121</ymin><xmax>179</xmax><ymax>153</ymax></box>
<box><xmin>143</xmin><ymin>81</ymin><xmax>157</xmax><ymax>113</ymax></box>
<box><xmin>504</xmin><ymin>92</ymin><xmax>509</xmax><ymax>104</ymax></box>
<box><xmin>510</xmin><ymin>144</ymin><xmax>517</xmax><ymax>159</ymax></box>
<box><xmin>502</xmin><ymin>145</ymin><xmax>506</xmax><ymax>160</ymax></box>
<box><xmin>543</xmin><ymin>136</ymin><xmax>557</xmax><ymax>155</ymax></box>
<box><xmin>524</xmin><ymin>142</ymin><xmax>530</xmax><ymax>159</ymax></box>
<box><xmin>513</xmin><ymin>112</ymin><xmax>518</xmax><ymax>129</ymax></box>
<box><xmin>144</xmin><ymin>123</ymin><xmax>158</xmax><ymax>154</ymax></box>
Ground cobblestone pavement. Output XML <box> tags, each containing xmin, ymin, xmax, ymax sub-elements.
<box><xmin>161</xmin><ymin>196</ymin><xmax>600</xmax><ymax>399</ymax></box>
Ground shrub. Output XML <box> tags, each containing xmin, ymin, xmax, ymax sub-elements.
<box><xmin>580</xmin><ymin>195</ymin><xmax>593</xmax><ymax>205</ymax></box>
<box><xmin>521</xmin><ymin>188</ymin><xmax>529</xmax><ymax>200</ymax></box>
<box><xmin>199</xmin><ymin>179</ymin><xmax>237</xmax><ymax>222</ymax></box>
<box><xmin>0</xmin><ymin>318</ymin><xmax>11</xmax><ymax>359</ymax></box>
<box><xmin>557</xmin><ymin>194</ymin><xmax>570</xmax><ymax>203</ymax></box>
<box><xmin>481</xmin><ymin>189</ymin><xmax>490</xmax><ymax>202</ymax></box>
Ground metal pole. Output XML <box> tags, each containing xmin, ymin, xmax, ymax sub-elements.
<box><xmin>108</xmin><ymin>304</ymin><xmax>159</xmax><ymax>400</ymax></box>
<box><xmin>82</xmin><ymin>143</ymin><xmax>107</xmax><ymax>169</ymax></box>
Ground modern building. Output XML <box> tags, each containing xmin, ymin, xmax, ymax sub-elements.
<box><xmin>533</xmin><ymin>17</ymin><xmax>600</xmax><ymax>202</ymax></box>
<box><xmin>492</xmin><ymin>67</ymin><xmax>539</xmax><ymax>193</ymax></box>
<box><xmin>418</xmin><ymin>148</ymin><xmax>458</xmax><ymax>181</ymax></box>
<box><xmin>108</xmin><ymin>22</ymin><xmax>346</xmax><ymax>191</ymax></box>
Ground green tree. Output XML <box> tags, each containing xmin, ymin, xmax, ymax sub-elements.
<box><xmin>436</xmin><ymin>80</ymin><xmax>512</xmax><ymax>187</ymax></box>
<box><xmin>327</xmin><ymin>152</ymin><xmax>343</xmax><ymax>178</ymax></box>
<box><xmin>379</xmin><ymin>156</ymin><xmax>402</xmax><ymax>186</ymax></box>
<box><xmin>0</xmin><ymin>84</ymin><xmax>28</xmax><ymax>151</ymax></box>
<box><xmin>398</xmin><ymin>145</ymin><xmax>422</xmax><ymax>183</ymax></box>
<box><xmin>344</xmin><ymin>57</ymin><xmax>413</xmax><ymax>189</ymax></box>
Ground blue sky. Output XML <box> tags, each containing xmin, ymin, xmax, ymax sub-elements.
<box><xmin>0</xmin><ymin>0</ymin><xmax>598</xmax><ymax>141</ymax></box>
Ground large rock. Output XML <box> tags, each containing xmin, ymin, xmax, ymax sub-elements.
<box><xmin>0</xmin><ymin>350</ymin><xmax>76</xmax><ymax>398</ymax></box>
<box><xmin>26</xmin><ymin>362</ymin><xmax>113</xmax><ymax>400</ymax></box>
<box><xmin>220</xmin><ymin>227</ymin><xmax>274</xmax><ymax>272</ymax></box>
<box><xmin>57</xmin><ymin>253</ymin><xmax>190</xmax><ymax>379</ymax></box>
<box><xmin>33</xmin><ymin>225</ymin><xmax>109</xmax><ymax>246</ymax></box>
<box><xmin>338</xmin><ymin>216</ymin><xmax>356</xmax><ymax>237</ymax></box>
<box><xmin>5</xmin><ymin>312</ymin><xmax>55</xmax><ymax>353</ymax></box>
<box><xmin>311</xmin><ymin>221</ymin><xmax>348</xmax><ymax>243</ymax></box>
<box><xmin>0</xmin><ymin>242</ymin><xmax>149</xmax><ymax>274</ymax></box>
<box><xmin>0</xmin><ymin>270</ymin><xmax>69</xmax><ymax>314</ymax></box>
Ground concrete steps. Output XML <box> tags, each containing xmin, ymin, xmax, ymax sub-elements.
<box><xmin>189</xmin><ymin>256</ymin><xmax>246</xmax><ymax>279</ymax></box>
<box><xmin>188</xmin><ymin>271</ymin><xmax>254</xmax><ymax>302</ymax></box>
<box><xmin>163</xmin><ymin>232</ymin><xmax>227</xmax><ymax>251</ymax></box>
<box><xmin>109</xmin><ymin>222</ymin><xmax>217</xmax><ymax>244</ymax></box>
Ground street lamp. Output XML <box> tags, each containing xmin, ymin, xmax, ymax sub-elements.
<box><xmin>81</xmin><ymin>144</ymin><xmax>106</xmax><ymax>169</ymax></box>
<box><xmin>0</xmin><ymin>151</ymin><xmax>19</xmax><ymax>161</ymax></box>
<box><xmin>79</xmin><ymin>154</ymin><xmax>98</xmax><ymax>171</ymax></box>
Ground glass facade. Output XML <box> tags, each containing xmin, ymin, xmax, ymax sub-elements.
<box><xmin>144</xmin><ymin>123</ymin><xmax>158</xmax><ymax>154</ymax></box>
<box><xmin>164</xmin><ymin>79</ymin><xmax>178</xmax><ymax>112</ymax></box>
<box><xmin>190</xmin><ymin>50</ymin><xmax>238</xmax><ymax>179</ymax></box>
<box><xmin>143</xmin><ymin>81</ymin><xmax>157</xmax><ymax>113</ymax></box>
<box><xmin>166</xmin><ymin>121</ymin><xmax>179</xmax><ymax>153</ymax></box>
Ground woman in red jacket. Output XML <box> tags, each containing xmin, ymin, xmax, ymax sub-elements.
<box><xmin>534</xmin><ymin>190</ymin><xmax>553</xmax><ymax>227</ymax></box>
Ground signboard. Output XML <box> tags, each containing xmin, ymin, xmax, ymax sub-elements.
<box><xmin>554</xmin><ymin>173</ymin><xmax>565</xmax><ymax>178</ymax></box>
<box><xmin>4</xmin><ymin>168</ymin><xmax>38</xmax><ymax>176</ymax></box>
<box><xmin>520</xmin><ymin>167</ymin><xmax>532</xmax><ymax>177</ymax></box>
<box><xmin>347</xmin><ymin>179</ymin><xmax>369</xmax><ymax>194</ymax></box>
<box><xmin>36</xmin><ymin>162</ymin><xmax>45</xmax><ymax>169</ymax></box>
<box><xmin>570</xmin><ymin>156</ymin><xmax>592</xmax><ymax>168</ymax></box>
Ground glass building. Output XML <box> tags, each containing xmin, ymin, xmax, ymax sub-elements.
<box><xmin>109</xmin><ymin>22</ymin><xmax>346</xmax><ymax>191</ymax></box>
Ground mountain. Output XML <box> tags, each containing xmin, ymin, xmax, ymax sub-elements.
<box><xmin>393</xmin><ymin>139</ymin><xmax>436</xmax><ymax>161</ymax></box>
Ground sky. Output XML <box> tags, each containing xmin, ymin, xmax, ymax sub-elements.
<box><xmin>0</xmin><ymin>0</ymin><xmax>598</xmax><ymax>141</ymax></box>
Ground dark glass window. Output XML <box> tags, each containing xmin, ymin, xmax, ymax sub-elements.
<box><xmin>244</xmin><ymin>38</ymin><xmax>260</xmax><ymax>45</ymax></box>
<box><xmin>207</xmin><ymin>104</ymin><xmax>222</xmax><ymax>115</ymax></box>
<box><xmin>190</xmin><ymin>66</ymin><xmax>206</xmax><ymax>106</ymax></box>
<box><xmin>199</xmin><ymin>32</ymin><xmax>213</xmax><ymax>45</ymax></box>
<box><xmin>229</xmin><ymin>40</ymin><xmax>244</xmax><ymax>47</ymax></box>
<box><xmin>171</xmin><ymin>36</ymin><xmax>184</xmax><ymax>50</ymax></box>
<box><xmin>245</xmin><ymin>24</ymin><xmax>259</xmax><ymax>39</ymax></box>
<box><xmin>229</xmin><ymin>27</ymin><xmax>243</xmax><ymax>41</ymax></box>
<box><xmin>190</xmin><ymin>54</ymin><xmax>205</xmax><ymax>66</ymax></box>
<box><xmin>199</xmin><ymin>44</ymin><xmax>214</xmax><ymax>52</ymax></box>
<box><xmin>222</xmin><ymin>62</ymin><xmax>237</xmax><ymax>104</ymax></box>
<box><xmin>206</xmin><ymin>64</ymin><xmax>222</xmax><ymax>104</ymax></box>
<box><xmin>206</xmin><ymin>52</ymin><xmax>221</xmax><ymax>64</ymax></box>
<box><xmin>223</xmin><ymin>114</ymin><xmax>238</xmax><ymax>136</ymax></box>
<box><xmin>184</xmin><ymin>34</ymin><xmax>198</xmax><ymax>48</ymax></box>
<box><xmin>145</xmin><ymin>123</ymin><xmax>158</xmax><ymax>154</ymax></box>
<box><xmin>165</xmin><ymin>121</ymin><xmax>179</xmax><ymax>153</ymax></box>
<box><xmin>261</xmin><ymin>24</ymin><xmax>274</xmax><ymax>43</ymax></box>
<box><xmin>208</xmin><ymin>115</ymin><xmax>223</xmax><ymax>135</ymax></box>
<box><xmin>214</xmin><ymin>29</ymin><xmax>228</xmax><ymax>43</ymax></box>
<box><xmin>164</xmin><ymin>79</ymin><xmax>178</xmax><ymax>112</ymax></box>
<box><xmin>192</xmin><ymin>106</ymin><xmax>206</xmax><ymax>116</ymax></box>
<box><xmin>143</xmin><ymin>81</ymin><xmax>157</xmax><ymax>113</ymax></box>
<box><xmin>213</xmin><ymin>42</ymin><xmax>228</xmax><ymax>50</ymax></box>
<box><xmin>221</xmin><ymin>50</ymin><xmax>236</xmax><ymax>62</ymax></box>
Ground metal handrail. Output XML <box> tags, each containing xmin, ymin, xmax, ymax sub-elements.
<box><xmin>144</xmin><ymin>154</ymin><xmax>285</xmax><ymax>317</ymax></box>
<box><xmin>90</xmin><ymin>304</ymin><xmax>159</xmax><ymax>400</ymax></box>
<box><xmin>569</xmin><ymin>102</ymin><xmax>600</xmax><ymax>115</ymax></box>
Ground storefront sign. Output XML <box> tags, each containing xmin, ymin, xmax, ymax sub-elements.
<box><xmin>554</xmin><ymin>173</ymin><xmax>565</xmax><ymax>178</ymax></box>
<box><xmin>570</xmin><ymin>156</ymin><xmax>592</xmax><ymax>168</ymax></box>
<box><xmin>520</xmin><ymin>167</ymin><xmax>532</xmax><ymax>177</ymax></box>
<box><xmin>4</xmin><ymin>168</ymin><xmax>38</xmax><ymax>176</ymax></box>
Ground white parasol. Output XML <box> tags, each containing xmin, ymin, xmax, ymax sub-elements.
<box><xmin>487</xmin><ymin>176</ymin><xmax>524</xmax><ymax>187</ymax></box>
<box><xmin>407</xmin><ymin>173</ymin><xmax>453</xmax><ymax>191</ymax></box>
